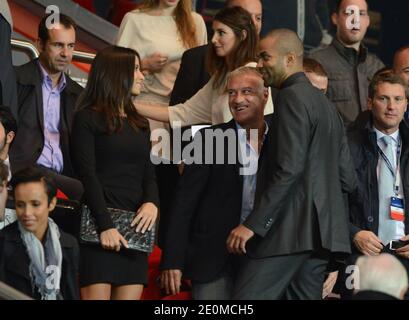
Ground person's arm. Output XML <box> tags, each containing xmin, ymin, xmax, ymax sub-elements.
<box><xmin>141</xmin><ymin>132</ymin><xmax>160</xmax><ymax>206</ymax></box>
<box><xmin>134</xmin><ymin>100</ymin><xmax>170</xmax><ymax>122</ymax></box>
<box><xmin>71</xmin><ymin>110</ymin><xmax>128</xmax><ymax>251</ymax></box>
<box><xmin>71</xmin><ymin>111</ymin><xmax>113</xmax><ymax>232</ymax></box>
<box><xmin>168</xmin><ymin>79</ymin><xmax>215</xmax><ymax>127</ymax></box>
<box><xmin>131</xmin><ymin>131</ymin><xmax>160</xmax><ymax>233</ymax></box>
<box><xmin>134</xmin><ymin>78</ymin><xmax>215</xmax><ymax>127</ymax></box>
<box><xmin>338</xmin><ymin>129</ymin><xmax>357</xmax><ymax>194</ymax></box>
<box><xmin>243</xmin><ymin>91</ymin><xmax>312</xmax><ymax>237</ymax></box>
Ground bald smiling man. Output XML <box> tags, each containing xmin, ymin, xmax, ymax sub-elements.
<box><xmin>227</xmin><ymin>29</ymin><xmax>356</xmax><ymax>300</ymax></box>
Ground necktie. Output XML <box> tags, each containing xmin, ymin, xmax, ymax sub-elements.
<box><xmin>378</xmin><ymin>135</ymin><xmax>398</xmax><ymax>244</ymax></box>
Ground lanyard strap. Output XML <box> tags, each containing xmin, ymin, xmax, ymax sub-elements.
<box><xmin>378</xmin><ymin>137</ymin><xmax>402</xmax><ymax>195</ymax></box>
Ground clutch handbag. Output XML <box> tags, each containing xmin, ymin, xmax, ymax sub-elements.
<box><xmin>80</xmin><ymin>205</ymin><xmax>155</xmax><ymax>253</ymax></box>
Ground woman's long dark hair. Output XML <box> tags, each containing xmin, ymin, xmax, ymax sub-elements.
<box><xmin>206</xmin><ymin>6</ymin><xmax>258</xmax><ymax>90</ymax></box>
<box><xmin>76</xmin><ymin>45</ymin><xmax>149</xmax><ymax>132</ymax></box>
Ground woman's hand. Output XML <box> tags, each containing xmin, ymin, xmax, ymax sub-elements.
<box><xmin>131</xmin><ymin>202</ymin><xmax>158</xmax><ymax>233</ymax></box>
<box><xmin>100</xmin><ymin>228</ymin><xmax>129</xmax><ymax>251</ymax></box>
<box><xmin>142</xmin><ymin>52</ymin><xmax>168</xmax><ymax>73</ymax></box>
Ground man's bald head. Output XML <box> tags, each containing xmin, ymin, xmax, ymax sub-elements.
<box><xmin>356</xmin><ymin>254</ymin><xmax>408</xmax><ymax>299</ymax></box>
<box><xmin>266</xmin><ymin>29</ymin><xmax>304</xmax><ymax>64</ymax></box>
<box><xmin>226</xmin><ymin>0</ymin><xmax>262</xmax><ymax>35</ymax></box>
<box><xmin>257</xmin><ymin>29</ymin><xmax>304</xmax><ymax>88</ymax></box>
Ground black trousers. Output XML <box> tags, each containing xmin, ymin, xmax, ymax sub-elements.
<box><xmin>155</xmin><ymin>163</ymin><xmax>180</xmax><ymax>249</ymax></box>
<box><xmin>233</xmin><ymin>250</ymin><xmax>330</xmax><ymax>300</ymax></box>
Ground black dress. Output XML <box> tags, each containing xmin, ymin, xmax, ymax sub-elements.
<box><xmin>71</xmin><ymin>109</ymin><xmax>159</xmax><ymax>286</ymax></box>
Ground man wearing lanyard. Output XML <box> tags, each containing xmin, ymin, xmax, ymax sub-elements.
<box><xmin>346</xmin><ymin>72</ymin><xmax>409</xmax><ymax>297</ymax></box>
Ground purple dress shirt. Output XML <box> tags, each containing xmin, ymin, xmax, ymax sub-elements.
<box><xmin>37</xmin><ymin>62</ymin><xmax>66</xmax><ymax>173</ymax></box>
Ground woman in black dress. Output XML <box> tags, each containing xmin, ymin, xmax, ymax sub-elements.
<box><xmin>71</xmin><ymin>46</ymin><xmax>159</xmax><ymax>300</ymax></box>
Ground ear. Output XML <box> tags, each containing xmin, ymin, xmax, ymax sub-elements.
<box><xmin>286</xmin><ymin>52</ymin><xmax>297</xmax><ymax>67</ymax></box>
<box><xmin>6</xmin><ymin>131</ymin><xmax>15</xmax><ymax>145</ymax></box>
<box><xmin>37</xmin><ymin>39</ymin><xmax>44</xmax><ymax>53</ymax></box>
<box><xmin>48</xmin><ymin>196</ymin><xmax>57</xmax><ymax>212</ymax></box>
<box><xmin>367</xmin><ymin>98</ymin><xmax>373</xmax><ymax>110</ymax></box>
<box><xmin>241</xmin><ymin>29</ymin><xmax>248</xmax><ymax>41</ymax></box>
<box><xmin>331</xmin><ymin>12</ymin><xmax>338</xmax><ymax>27</ymax></box>
<box><xmin>263</xmin><ymin>87</ymin><xmax>269</xmax><ymax>102</ymax></box>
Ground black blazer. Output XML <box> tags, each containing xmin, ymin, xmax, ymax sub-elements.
<box><xmin>0</xmin><ymin>14</ymin><xmax>18</xmax><ymax>113</ymax></box>
<box><xmin>10</xmin><ymin>59</ymin><xmax>83</xmax><ymax>176</ymax></box>
<box><xmin>0</xmin><ymin>222</ymin><xmax>80</xmax><ymax>300</ymax></box>
<box><xmin>347</xmin><ymin>111</ymin><xmax>409</xmax><ymax>242</ymax></box>
<box><xmin>245</xmin><ymin>73</ymin><xmax>357</xmax><ymax>258</ymax></box>
<box><xmin>169</xmin><ymin>44</ymin><xmax>210</xmax><ymax>105</ymax></box>
<box><xmin>160</xmin><ymin>116</ymin><xmax>274</xmax><ymax>283</ymax></box>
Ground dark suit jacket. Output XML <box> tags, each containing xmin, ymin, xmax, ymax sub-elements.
<box><xmin>347</xmin><ymin>111</ymin><xmax>409</xmax><ymax>243</ymax></box>
<box><xmin>169</xmin><ymin>44</ymin><xmax>210</xmax><ymax>105</ymax></box>
<box><xmin>0</xmin><ymin>14</ymin><xmax>18</xmax><ymax>114</ymax></box>
<box><xmin>0</xmin><ymin>222</ymin><xmax>80</xmax><ymax>300</ymax></box>
<box><xmin>160</xmin><ymin>116</ymin><xmax>274</xmax><ymax>283</ymax></box>
<box><xmin>244</xmin><ymin>72</ymin><xmax>357</xmax><ymax>259</ymax></box>
<box><xmin>10</xmin><ymin>59</ymin><xmax>83</xmax><ymax>176</ymax></box>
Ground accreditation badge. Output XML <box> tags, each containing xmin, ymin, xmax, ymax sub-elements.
<box><xmin>390</xmin><ymin>197</ymin><xmax>405</xmax><ymax>222</ymax></box>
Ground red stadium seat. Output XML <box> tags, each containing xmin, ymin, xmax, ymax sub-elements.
<box><xmin>110</xmin><ymin>0</ymin><xmax>139</xmax><ymax>26</ymax></box>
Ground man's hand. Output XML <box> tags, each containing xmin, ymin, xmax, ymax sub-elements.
<box><xmin>226</xmin><ymin>224</ymin><xmax>254</xmax><ymax>255</ymax></box>
<box><xmin>396</xmin><ymin>235</ymin><xmax>409</xmax><ymax>259</ymax></box>
<box><xmin>353</xmin><ymin>230</ymin><xmax>383</xmax><ymax>256</ymax></box>
<box><xmin>322</xmin><ymin>271</ymin><xmax>338</xmax><ymax>299</ymax></box>
<box><xmin>160</xmin><ymin>269</ymin><xmax>182</xmax><ymax>296</ymax></box>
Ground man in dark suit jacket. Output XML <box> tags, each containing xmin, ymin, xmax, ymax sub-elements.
<box><xmin>0</xmin><ymin>1</ymin><xmax>18</xmax><ymax>115</ymax></box>
<box><xmin>160</xmin><ymin>66</ymin><xmax>273</xmax><ymax>300</ymax></box>
<box><xmin>10</xmin><ymin>13</ymin><xmax>83</xmax><ymax>200</ymax></box>
<box><xmin>160</xmin><ymin>0</ymin><xmax>264</xmax><ymax>250</ymax></box>
<box><xmin>342</xmin><ymin>73</ymin><xmax>409</xmax><ymax>298</ymax></box>
<box><xmin>228</xmin><ymin>29</ymin><xmax>356</xmax><ymax>300</ymax></box>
